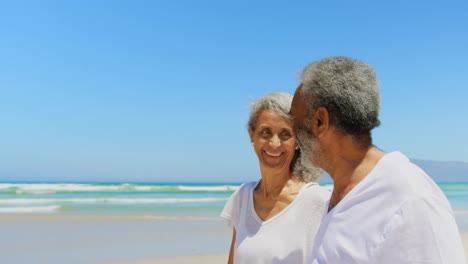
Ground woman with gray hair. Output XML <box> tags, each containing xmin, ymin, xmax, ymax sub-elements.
<box><xmin>221</xmin><ymin>91</ymin><xmax>330</xmax><ymax>264</ymax></box>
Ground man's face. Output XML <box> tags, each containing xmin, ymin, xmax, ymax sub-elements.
<box><xmin>291</xmin><ymin>85</ymin><xmax>323</xmax><ymax>169</ymax></box>
<box><xmin>290</xmin><ymin>84</ymin><xmax>308</xmax><ymax>135</ymax></box>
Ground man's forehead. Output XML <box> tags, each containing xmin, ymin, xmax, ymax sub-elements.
<box><xmin>290</xmin><ymin>83</ymin><xmax>307</xmax><ymax>128</ymax></box>
<box><xmin>290</xmin><ymin>84</ymin><xmax>304</xmax><ymax>114</ymax></box>
<box><xmin>294</xmin><ymin>83</ymin><xmax>303</xmax><ymax>96</ymax></box>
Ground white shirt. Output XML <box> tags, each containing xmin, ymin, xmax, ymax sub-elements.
<box><xmin>310</xmin><ymin>151</ymin><xmax>465</xmax><ymax>264</ymax></box>
<box><xmin>221</xmin><ymin>181</ymin><xmax>330</xmax><ymax>264</ymax></box>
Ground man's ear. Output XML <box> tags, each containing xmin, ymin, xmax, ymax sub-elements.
<box><xmin>310</xmin><ymin>106</ymin><xmax>330</xmax><ymax>137</ymax></box>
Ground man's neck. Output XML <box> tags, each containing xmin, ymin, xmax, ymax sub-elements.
<box><xmin>327</xmin><ymin>145</ymin><xmax>385</xmax><ymax>211</ymax></box>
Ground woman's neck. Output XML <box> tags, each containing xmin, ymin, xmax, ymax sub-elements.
<box><xmin>258</xmin><ymin>168</ymin><xmax>303</xmax><ymax>198</ymax></box>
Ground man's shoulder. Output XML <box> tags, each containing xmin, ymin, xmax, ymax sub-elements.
<box><xmin>367</xmin><ymin>151</ymin><xmax>438</xmax><ymax>195</ymax></box>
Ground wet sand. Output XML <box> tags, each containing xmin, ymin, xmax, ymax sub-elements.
<box><xmin>1</xmin><ymin>214</ymin><xmax>466</xmax><ymax>263</ymax></box>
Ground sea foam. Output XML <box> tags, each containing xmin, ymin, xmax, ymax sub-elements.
<box><xmin>0</xmin><ymin>205</ymin><xmax>60</xmax><ymax>213</ymax></box>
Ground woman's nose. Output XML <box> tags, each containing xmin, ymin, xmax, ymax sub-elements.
<box><xmin>269</xmin><ymin>135</ymin><xmax>281</xmax><ymax>147</ymax></box>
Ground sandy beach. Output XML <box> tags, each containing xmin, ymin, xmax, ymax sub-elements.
<box><xmin>0</xmin><ymin>214</ymin><xmax>231</xmax><ymax>264</ymax></box>
<box><xmin>463</xmin><ymin>233</ymin><xmax>468</xmax><ymax>262</ymax></box>
<box><xmin>120</xmin><ymin>234</ymin><xmax>468</xmax><ymax>264</ymax></box>
<box><xmin>109</xmin><ymin>254</ymin><xmax>228</xmax><ymax>264</ymax></box>
<box><xmin>0</xmin><ymin>214</ymin><xmax>467</xmax><ymax>264</ymax></box>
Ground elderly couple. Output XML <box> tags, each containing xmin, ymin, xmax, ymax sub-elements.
<box><xmin>221</xmin><ymin>57</ymin><xmax>465</xmax><ymax>263</ymax></box>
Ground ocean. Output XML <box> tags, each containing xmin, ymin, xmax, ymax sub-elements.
<box><xmin>1</xmin><ymin>182</ymin><xmax>468</xmax><ymax>230</ymax></box>
<box><xmin>0</xmin><ymin>182</ymin><xmax>238</xmax><ymax>217</ymax></box>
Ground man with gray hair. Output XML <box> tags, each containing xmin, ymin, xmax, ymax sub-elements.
<box><xmin>290</xmin><ymin>56</ymin><xmax>465</xmax><ymax>263</ymax></box>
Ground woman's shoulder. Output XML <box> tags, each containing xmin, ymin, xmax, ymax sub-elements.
<box><xmin>231</xmin><ymin>180</ymin><xmax>259</xmax><ymax>197</ymax></box>
<box><xmin>301</xmin><ymin>182</ymin><xmax>332</xmax><ymax>202</ymax></box>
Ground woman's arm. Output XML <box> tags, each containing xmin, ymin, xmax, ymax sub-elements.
<box><xmin>228</xmin><ymin>228</ymin><xmax>236</xmax><ymax>264</ymax></box>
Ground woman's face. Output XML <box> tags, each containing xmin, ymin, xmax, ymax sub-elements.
<box><xmin>249</xmin><ymin>109</ymin><xmax>296</xmax><ymax>171</ymax></box>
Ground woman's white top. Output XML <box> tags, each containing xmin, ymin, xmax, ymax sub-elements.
<box><xmin>221</xmin><ymin>181</ymin><xmax>330</xmax><ymax>264</ymax></box>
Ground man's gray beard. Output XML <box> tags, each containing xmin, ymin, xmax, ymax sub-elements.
<box><xmin>296</xmin><ymin>128</ymin><xmax>320</xmax><ymax>169</ymax></box>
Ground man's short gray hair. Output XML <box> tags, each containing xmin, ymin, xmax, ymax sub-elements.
<box><xmin>247</xmin><ymin>91</ymin><xmax>322</xmax><ymax>182</ymax></box>
<box><xmin>300</xmin><ymin>56</ymin><xmax>380</xmax><ymax>135</ymax></box>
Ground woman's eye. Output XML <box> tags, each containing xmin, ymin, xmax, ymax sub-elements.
<box><xmin>280</xmin><ymin>131</ymin><xmax>292</xmax><ymax>140</ymax></box>
<box><xmin>260</xmin><ymin>130</ymin><xmax>270</xmax><ymax>138</ymax></box>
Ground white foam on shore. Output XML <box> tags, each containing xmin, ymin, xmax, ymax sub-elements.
<box><xmin>0</xmin><ymin>197</ymin><xmax>228</xmax><ymax>205</ymax></box>
<box><xmin>177</xmin><ymin>185</ymin><xmax>239</xmax><ymax>192</ymax></box>
<box><xmin>0</xmin><ymin>183</ymin><xmax>125</xmax><ymax>193</ymax></box>
<box><xmin>0</xmin><ymin>205</ymin><xmax>60</xmax><ymax>213</ymax></box>
<box><xmin>0</xmin><ymin>183</ymin><xmax>240</xmax><ymax>193</ymax></box>
<box><xmin>15</xmin><ymin>190</ymin><xmax>57</xmax><ymax>195</ymax></box>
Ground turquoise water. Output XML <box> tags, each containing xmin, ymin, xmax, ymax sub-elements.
<box><xmin>1</xmin><ymin>182</ymin><xmax>468</xmax><ymax>230</ymax></box>
<box><xmin>438</xmin><ymin>182</ymin><xmax>468</xmax><ymax>231</ymax></box>
<box><xmin>0</xmin><ymin>182</ymin><xmax>238</xmax><ymax>216</ymax></box>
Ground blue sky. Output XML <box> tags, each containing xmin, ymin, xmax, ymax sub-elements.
<box><xmin>1</xmin><ymin>1</ymin><xmax>467</xmax><ymax>183</ymax></box>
